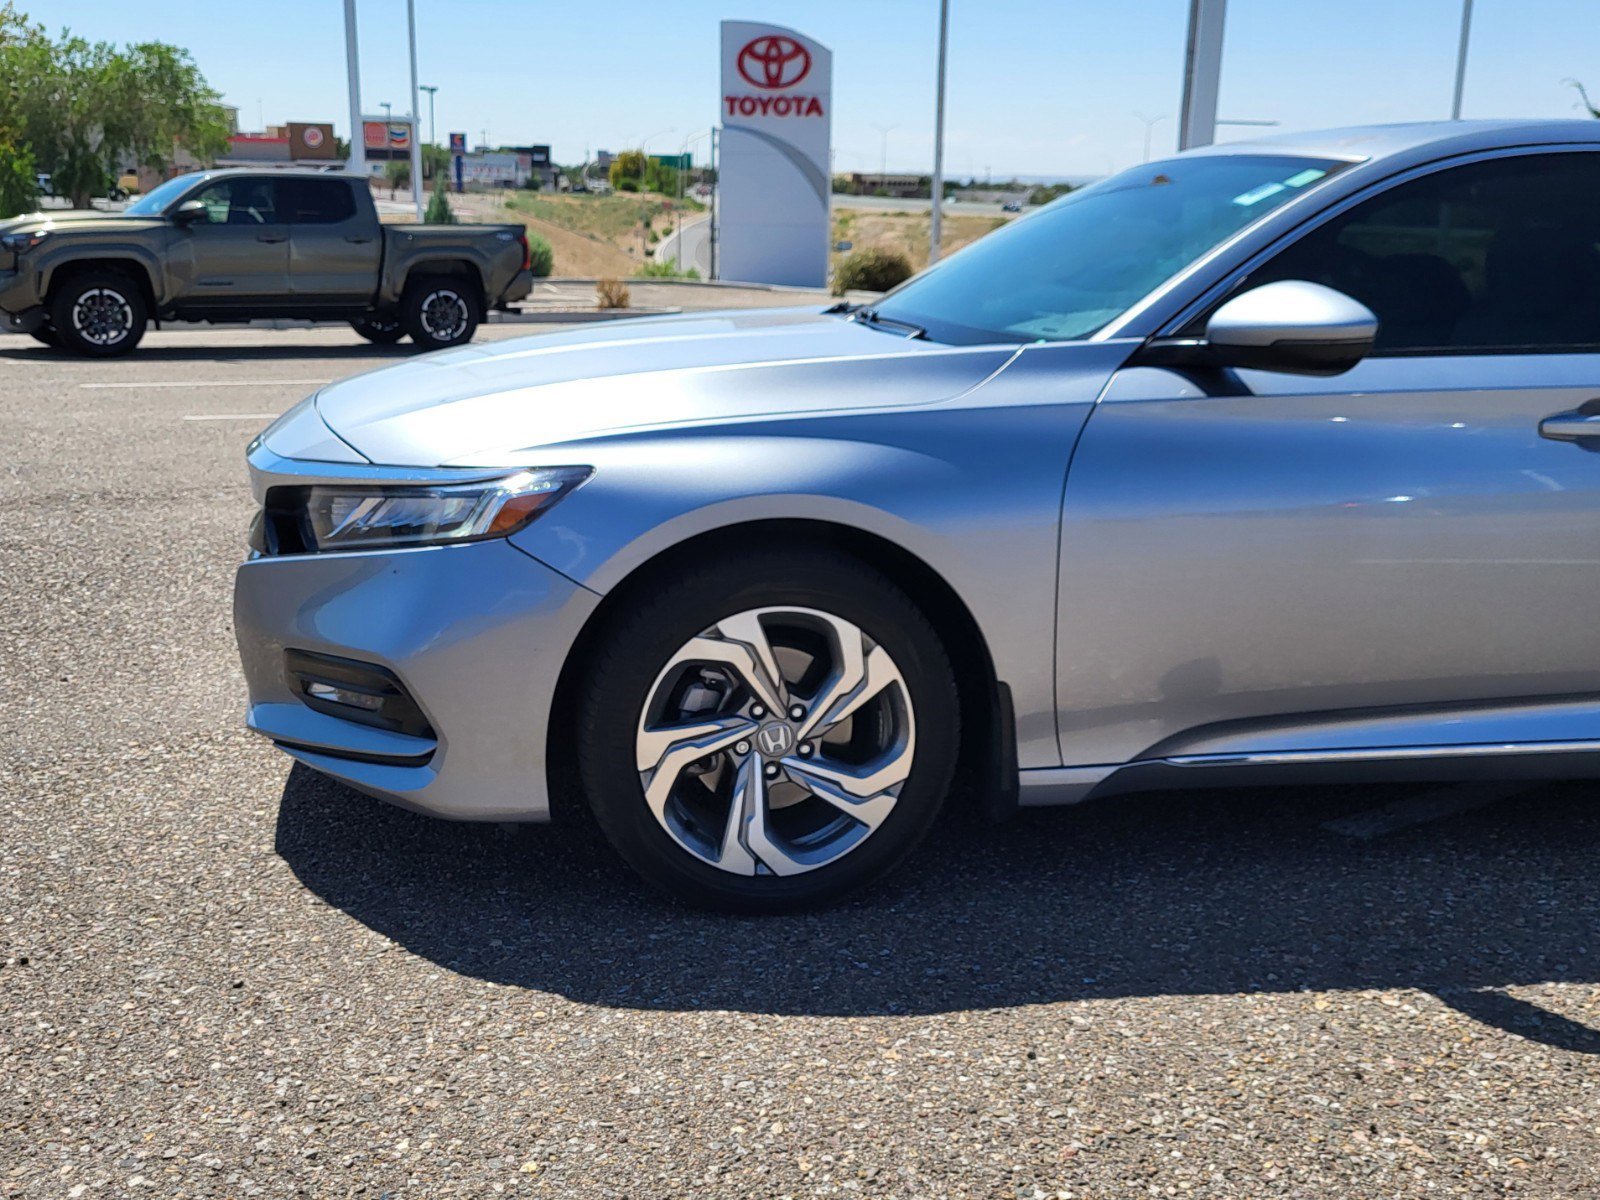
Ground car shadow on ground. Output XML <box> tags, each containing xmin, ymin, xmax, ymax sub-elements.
<box><xmin>0</xmin><ymin>342</ymin><xmax>418</xmax><ymax>364</ymax></box>
<box><xmin>275</xmin><ymin>764</ymin><xmax>1600</xmax><ymax>1050</ymax></box>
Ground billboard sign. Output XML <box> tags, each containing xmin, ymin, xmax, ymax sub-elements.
<box><xmin>718</xmin><ymin>20</ymin><xmax>832</xmax><ymax>286</ymax></box>
<box><xmin>288</xmin><ymin>122</ymin><xmax>336</xmax><ymax>161</ymax></box>
<box><xmin>362</xmin><ymin>118</ymin><xmax>413</xmax><ymax>160</ymax></box>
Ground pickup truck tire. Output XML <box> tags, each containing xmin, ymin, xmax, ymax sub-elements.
<box><xmin>351</xmin><ymin>316</ymin><xmax>406</xmax><ymax>345</ymax></box>
<box><xmin>49</xmin><ymin>270</ymin><xmax>148</xmax><ymax>358</ymax></box>
<box><xmin>401</xmin><ymin>275</ymin><xmax>479</xmax><ymax>351</ymax></box>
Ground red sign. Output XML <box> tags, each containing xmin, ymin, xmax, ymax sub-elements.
<box><xmin>736</xmin><ymin>35</ymin><xmax>811</xmax><ymax>89</ymax></box>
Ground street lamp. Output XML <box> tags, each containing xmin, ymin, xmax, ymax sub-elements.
<box><xmin>1133</xmin><ymin>112</ymin><xmax>1167</xmax><ymax>163</ymax></box>
<box><xmin>871</xmin><ymin>123</ymin><xmax>898</xmax><ymax>177</ymax></box>
<box><xmin>420</xmin><ymin>85</ymin><xmax>438</xmax><ymax>145</ymax></box>
<box><xmin>928</xmin><ymin>0</ymin><xmax>949</xmax><ymax>265</ymax></box>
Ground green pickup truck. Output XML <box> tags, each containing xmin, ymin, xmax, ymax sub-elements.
<box><xmin>0</xmin><ymin>168</ymin><xmax>534</xmax><ymax>356</ymax></box>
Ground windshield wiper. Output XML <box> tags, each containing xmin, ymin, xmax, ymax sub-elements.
<box><xmin>847</xmin><ymin>306</ymin><xmax>926</xmax><ymax>339</ymax></box>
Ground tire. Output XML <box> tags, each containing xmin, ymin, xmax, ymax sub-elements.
<box><xmin>48</xmin><ymin>269</ymin><xmax>147</xmax><ymax>358</ymax></box>
<box><xmin>400</xmin><ymin>274</ymin><xmax>479</xmax><ymax>351</ymax></box>
<box><xmin>351</xmin><ymin>315</ymin><xmax>406</xmax><ymax>345</ymax></box>
<box><xmin>577</xmin><ymin>549</ymin><xmax>961</xmax><ymax>912</ymax></box>
<box><xmin>28</xmin><ymin>325</ymin><xmax>61</xmax><ymax>349</ymax></box>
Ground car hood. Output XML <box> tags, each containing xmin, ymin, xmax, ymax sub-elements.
<box><xmin>0</xmin><ymin>209</ymin><xmax>164</xmax><ymax>235</ymax></box>
<box><xmin>313</xmin><ymin>308</ymin><xmax>1018</xmax><ymax>466</ymax></box>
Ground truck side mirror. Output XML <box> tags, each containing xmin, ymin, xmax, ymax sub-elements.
<box><xmin>171</xmin><ymin>199</ymin><xmax>208</xmax><ymax>227</ymax></box>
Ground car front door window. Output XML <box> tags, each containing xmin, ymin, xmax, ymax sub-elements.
<box><xmin>1239</xmin><ymin>152</ymin><xmax>1600</xmax><ymax>354</ymax></box>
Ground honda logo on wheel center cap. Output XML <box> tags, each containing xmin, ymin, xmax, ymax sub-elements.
<box><xmin>756</xmin><ymin>722</ymin><xmax>795</xmax><ymax>757</ymax></box>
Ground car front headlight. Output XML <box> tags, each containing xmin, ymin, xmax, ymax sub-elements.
<box><xmin>0</xmin><ymin>229</ymin><xmax>48</xmax><ymax>254</ymax></box>
<box><xmin>258</xmin><ymin>467</ymin><xmax>592</xmax><ymax>554</ymax></box>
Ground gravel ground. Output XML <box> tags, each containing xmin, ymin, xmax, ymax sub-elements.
<box><xmin>4</xmin><ymin>325</ymin><xmax>1600</xmax><ymax>1198</ymax></box>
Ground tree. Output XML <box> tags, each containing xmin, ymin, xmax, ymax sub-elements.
<box><xmin>643</xmin><ymin>157</ymin><xmax>677</xmax><ymax>196</ymax></box>
<box><xmin>0</xmin><ymin>126</ymin><xmax>34</xmax><ymax>218</ymax></box>
<box><xmin>421</xmin><ymin>142</ymin><xmax>448</xmax><ymax>181</ymax></box>
<box><xmin>1569</xmin><ymin>79</ymin><xmax>1600</xmax><ymax>118</ymax></box>
<box><xmin>608</xmin><ymin>148</ymin><xmax>646</xmax><ymax>191</ymax></box>
<box><xmin>384</xmin><ymin>159</ymin><xmax>411</xmax><ymax>198</ymax></box>
<box><xmin>0</xmin><ymin>5</ymin><xmax>229</xmax><ymax>207</ymax></box>
<box><xmin>424</xmin><ymin>186</ymin><xmax>456</xmax><ymax>225</ymax></box>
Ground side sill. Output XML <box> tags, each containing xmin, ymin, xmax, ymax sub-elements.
<box><xmin>1018</xmin><ymin>739</ymin><xmax>1600</xmax><ymax>807</ymax></box>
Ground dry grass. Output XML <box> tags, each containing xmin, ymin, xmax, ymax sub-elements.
<box><xmin>596</xmin><ymin>278</ymin><xmax>631</xmax><ymax>309</ymax></box>
<box><xmin>831</xmin><ymin>210</ymin><xmax>1007</xmax><ymax>275</ymax></box>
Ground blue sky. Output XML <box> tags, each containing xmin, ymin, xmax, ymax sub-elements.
<box><xmin>43</xmin><ymin>0</ymin><xmax>1600</xmax><ymax>177</ymax></box>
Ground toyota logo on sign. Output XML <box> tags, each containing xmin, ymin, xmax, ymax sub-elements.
<box><xmin>737</xmin><ymin>35</ymin><xmax>812</xmax><ymax>89</ymax></box>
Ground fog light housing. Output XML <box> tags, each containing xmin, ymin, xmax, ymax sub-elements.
<box><xmin>285</xmin><ymin>649</ymin><xmax>435</xmax><ymax>738</ymax></box>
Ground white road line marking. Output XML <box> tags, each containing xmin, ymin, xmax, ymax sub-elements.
<box><xmin>182</xmin><ymin>413</ymin><xmax>280</xmax><ymax>422</ymax></box>
<box><xmin>80</xmin><ymin>379</ymin><xmax>327</xmax><ymax>389</ymax></box>
<box><xmin>1320</xmin><ymin>782</ymin><xmax>1535</xmax><ymax>840</ymax></box>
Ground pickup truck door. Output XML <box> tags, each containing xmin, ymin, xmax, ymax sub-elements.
<box><xmin>283</xmin><ymin>177</ymin><xmax>382</xmax><ymax>303</ymax></box>
<box><xmin>175</xmin><ymin>177</ymin><xmax>290</xmax><ymax>302</ymax></box>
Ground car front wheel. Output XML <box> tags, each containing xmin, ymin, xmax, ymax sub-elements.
<box><xmin>49</xmin><ymin>271</ymin><xmax>148</xmax><ymax>357</ymax></box>
<box><xmin>577</xmin><ymin>550</ymin><xmax>960</xmax><ymax>912</ymax></box>
<box><xmin>401</xmin><ymin>275</ymin><xmax>479</xmax><ymax>351</ymax></box>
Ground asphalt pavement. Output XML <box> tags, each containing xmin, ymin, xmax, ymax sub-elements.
<box><xmin>5</xmin><ymin>323</ymin><xmax>1600</xmax><ymax>1197</ymax></box>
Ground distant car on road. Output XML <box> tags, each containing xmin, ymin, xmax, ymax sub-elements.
<box><xmin>1001</xmin><ymin>199</ymin><xmax>1023</xmax><ymax>212</ymax></box>
<box><xmin>237</xmin><ymin>120</ymin><xmax>1600</xmax><ymax>910</ymax></box>
<box><xmin>0</xmin><ymin>168</ymin><xmax>533</xmax><ymax>356</ymax></box>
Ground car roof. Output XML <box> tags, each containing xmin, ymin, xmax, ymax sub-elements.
<box><xmin>185</xmin><ymin>167</ymin><xmax>365</xmax><ymax>181</ymax></box>
<box><xmin>1181</xmin><ymin>119</ymin><xmax>1600</xmax><ymax>165</ymax></box>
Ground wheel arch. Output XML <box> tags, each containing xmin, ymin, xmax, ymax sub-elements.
<box><xmin>44</xmin><ymin>255</ymin><xmax>160</xmax><ymax>315</ymax></box>
<box><xmin>398</xmin><ymin>258</ymin><xmax>486</xmax><ymax>312</ymax></box>
<box><xmin>543</xmin><ymin>517</ymin><xmax>1014</xmax><ymax>823</ymax></box>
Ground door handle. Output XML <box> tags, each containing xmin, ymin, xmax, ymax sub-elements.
<box><xmin>344</xmin><ymin>235</ymin><xmax>373</xmax><ymax>244</ymax></box>
<box><xmin>256</xmin><ymin>233</ymin><xmax>287</xmax><ymax>244</ymax></box>
<box><xmin>1539</xmin><ymin>409</ymin><xmax>1600</xmax><ymax>444</ymax></box>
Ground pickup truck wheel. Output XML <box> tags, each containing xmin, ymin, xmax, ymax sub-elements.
<box><xmin>49</xmin><ymin>271</ymin><xmax>147</xmax><ymax>358</ymax></box>
<box><xmin>401</xmin><ymin>276</ymin><xmax>479</xmax><ymax>351</ymax></box>
<box><xmin>351</xmin><ymin>315</ymin><xmax>405</xmax><ymax>345</ymax></box>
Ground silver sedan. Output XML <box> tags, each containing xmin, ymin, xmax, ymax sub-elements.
<box><xmin>236</xmin><ymin>120</ymin><xmax>1600</xmax><ymax>910</ymax></box>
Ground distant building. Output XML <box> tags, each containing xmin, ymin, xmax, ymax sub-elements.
<box><xmin>847</xmin><ymin>173</ymin><xmax>922</xmax><ymax>198</ymax></box>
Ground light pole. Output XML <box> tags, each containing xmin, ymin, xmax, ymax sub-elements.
<box><xmin>342</xmin><ymin>0</ymin><xmax>365</xmax><ymax>176</ymax></box>
<box><xmin>405</xmin><ymin>0</ymin><xmax>423</xmax><ymax>220</ymax></box>
<box><xmin>1177</xmin><ymin>0</ymin><xmax>1227</xmax><ymax>149</ymax></box>
<box><xmin>420</xmin><ymin>85</ymin><xmax>438</xmax><ymax>145</ymax></box>
<box><xmin>928</xmin><ymin>0</ymin><xmax>949</xmax><ymax>265</ymax></box>
<box><xmin>381</xmin><ymin>101</ymin><xmax>392</xmax><ymax>123</ymax></box>
<box><xmin>1450</xmin><ymin>0</ymin><xmax>1474</xmax><ymax>119</ymax></box>
<box><xmin>871</xmin><ymin>123</ymin><xmax>897</xmax><ymax>177</ymax></box>
<box><xmin>1133</xmin><ymin>112</ymin><xmax>1167</xmax><ymax>163</ymax></box>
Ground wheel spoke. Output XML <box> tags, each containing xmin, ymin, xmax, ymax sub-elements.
<box><xmin>712</xmin><ymin>611</ymin><xmax>789</xmax><ymax>712</ymax></box>
<box><xmin>723</xmin><ymin>755</ymin><xmax>811</xmax><ymax>876</ymax></box>
<box><xmin>799</xmin><ymin>642</ymin><xmax>903</xmax><ymax>741</ymax></box>
<box><xmin>782</xmin><ymin>737</ymin><xmax>913</xmax><ymax>832</ymax></box>
<box><xmin>638</xmin><ymin>716</ymin><xmax>755</xmax><ymax>823</ymax></box>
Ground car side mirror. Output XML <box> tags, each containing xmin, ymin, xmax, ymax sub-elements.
<box><xmin>171</xmin><ymin>199</ymin><xmax>208</xmax><ymax>226</ymax></box>
<box><xmin>1135</xmin><ymin>280</ymin><xmax>1379</xmax><ymax>377</ymax></box>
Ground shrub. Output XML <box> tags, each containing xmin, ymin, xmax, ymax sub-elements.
<box><xmin>596</xmin><ymin>278</ymin><xmax>630</xmax><ymax>309</ymax></box>
<box><xmin>0</xmin><ymin>137</ymin><xmax>36</xmax><ymax>220</ymax></box>
<box><xmin>526</xmin><ymin>232</ymin><xmax>553</xmax><ymax>277</ymax></box>
<box><xmin>424</xmin><ymin>188</ymin><xmax>456</xmax><ymax>224</ymax></box>
<box><xmin>634</xmin><ymin>260</ymin><xmax>700</xmax><ymax>279</ymax></box>
<box><xmin>832</xmin><ymin>247</ymin><xmax>913</xmax><ymax>295</ymax></box>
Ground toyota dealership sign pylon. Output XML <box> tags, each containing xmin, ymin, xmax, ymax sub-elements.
<box><xmin>718</xmin><ymin>20</ymin><xmax>832</xmax><ymax>287</ymax></box>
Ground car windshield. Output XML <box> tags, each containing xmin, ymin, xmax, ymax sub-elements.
<box><xmin>123</xmin><ymin>173</ymin><xmax>206</xmax><ymax>216</ymax></box>
<box><xmin>869</xmin><ymin>154</ymin><xmax>1349</xmax><ymax>345</ymax></box>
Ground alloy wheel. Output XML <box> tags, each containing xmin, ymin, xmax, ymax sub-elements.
<box><xmin>419</xmin><ymin>289</ymin><xmax>468</xmax><ymax>341</ymax></box>
<box><xmin>71</xmin><ymin>287</ymin><xmax>134</xmax><ymax>347</ymax></box>
<box><xmin>635</xmin><ymin>606</ymin><xmax>916</xmax><ymax>876</ymax></box>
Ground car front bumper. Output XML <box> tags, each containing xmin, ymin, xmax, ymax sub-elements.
<box><xmin>234</xmin><ymin>537</ymin><xmax>600</xmax><ymax>821</ymax></box>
